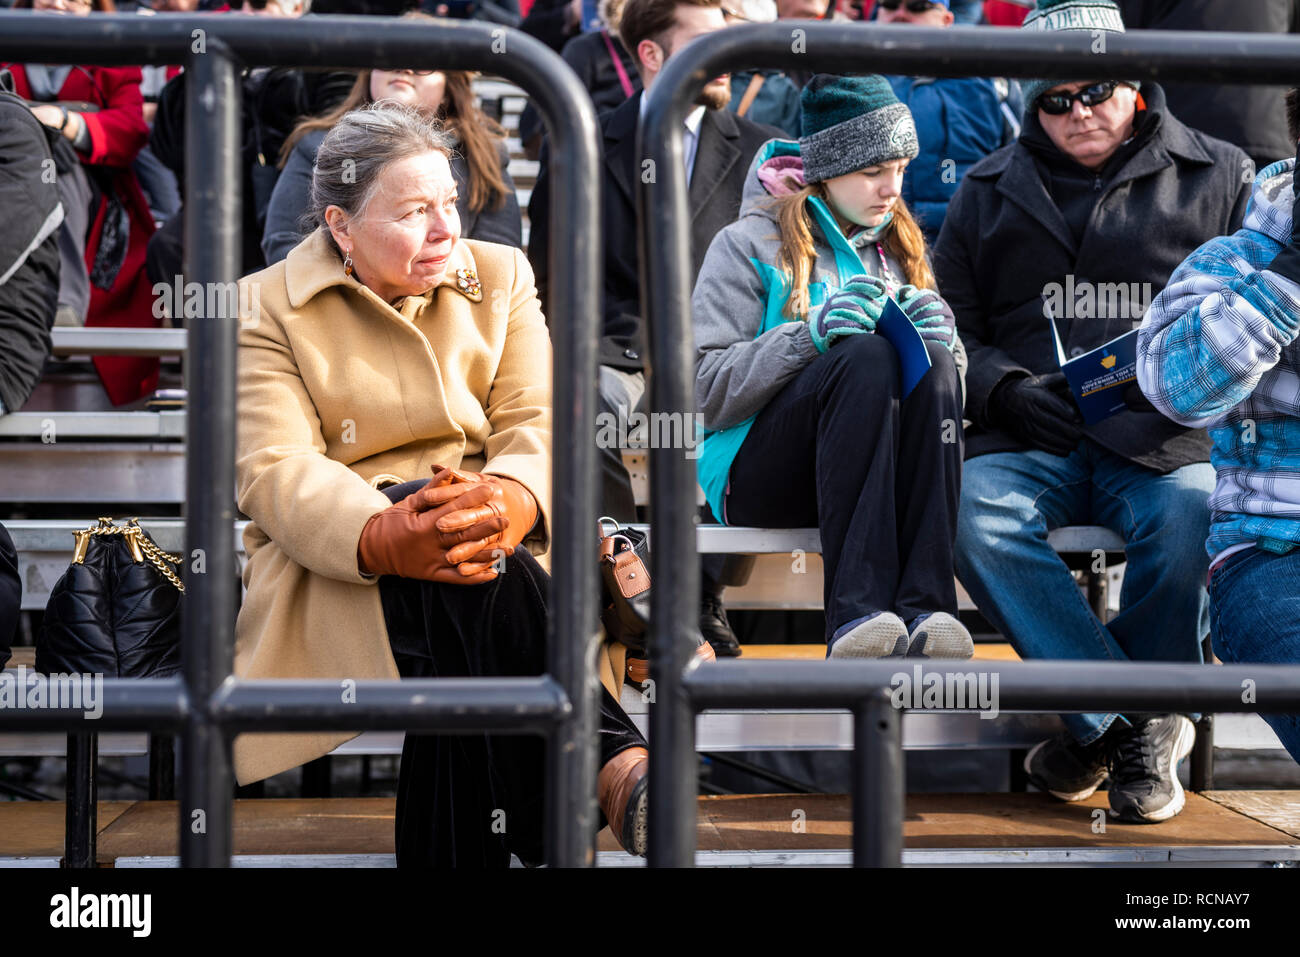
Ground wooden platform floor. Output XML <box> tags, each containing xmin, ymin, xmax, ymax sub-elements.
<box><xmin>2</xmin><ymin>791</ymin><xmax>1295</xmax><ymax>864</ymax></box>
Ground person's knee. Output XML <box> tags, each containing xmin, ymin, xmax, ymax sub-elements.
<box><xmin>821</xmin><ymin>332</ymin><xmax>900</xmax><ymax>394</ymax></box>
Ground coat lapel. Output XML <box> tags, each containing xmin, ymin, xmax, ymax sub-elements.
<box><xmin>687</xmin><ymin>108</ymin><xmax>742</xmax><ymax>224</ymax></box>
<box><xmin>604</xmin><ymin>93</ymin><xmax>641</xmax><ymax>209</ymax></box>
<box><xmin>993</xmin><ymin>148</ymin><xmax>1078</xmax><ymax>256</ymax></box>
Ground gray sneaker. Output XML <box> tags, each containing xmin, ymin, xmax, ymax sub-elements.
<box><xmin>906</xmin><ymin>612</ymin><xmax>974</xmax><ymax>659</ymax></box>
<box><xmin>828</xmin><ymin>612</ymin><xmax>909</xmax><ymax>659</ymax></box>
<box><xmin>1107</xmin><ymin>714</ymin><xmax>1196</xmax><ymax>823</ymax></box>
<box><xmin>1024</xmin><ymin>730</ymin><xmax>1111</xmax><ymax>801</ymax></box>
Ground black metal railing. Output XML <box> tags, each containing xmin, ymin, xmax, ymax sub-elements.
<box><xmin>638</xmin><ymin>22</ymin><xmax>1300</xmax><ymax>867</ymax></box>
<box><xmin>0</xmin><ymin>12</ymin><xmax>602</xmax><ymax>868</ymax></box>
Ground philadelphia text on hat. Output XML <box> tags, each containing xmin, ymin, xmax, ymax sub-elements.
<box><xmin>1026</xmin><ymin>5</ymin><xmax>1124</xmax><ymax>32</ymax></box>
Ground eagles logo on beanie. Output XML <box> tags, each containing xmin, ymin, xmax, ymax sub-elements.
<box><xmin>1021</xmin><ymin>0</ymin><xmax>1138</xmax><ymax>112</ymax></box>
<box><xmin>798</xmin><ymin>74</ymin><xmax>919</xmax><ymax>185</ymax></box>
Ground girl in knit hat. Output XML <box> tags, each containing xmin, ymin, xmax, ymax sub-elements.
<box><xmin>693</xmin><ymin>74</ymin><xmax>971</xmax><ymax>659</ymax></box>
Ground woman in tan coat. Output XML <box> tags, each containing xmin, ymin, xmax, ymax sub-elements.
<box><xmin>234</xmin><ymin>104</ymin><xmax>648</xmax><ymax>866</ymax></box>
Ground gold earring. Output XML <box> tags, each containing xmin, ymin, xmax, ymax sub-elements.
<box><xmin>343</xmin><ymin>251</ymin><xmax>354</xmax><ymax>277</ymax></box>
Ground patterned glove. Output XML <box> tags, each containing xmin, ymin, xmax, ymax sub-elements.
<box><xmin>897</xmin><ymin>284</ymin><xmax>956</xmax><ymax>351</ymax></box>
<box><xmin>808</xmin><ymin>274</ymin><xmax>889</xmax><ymax>354</ymax></box>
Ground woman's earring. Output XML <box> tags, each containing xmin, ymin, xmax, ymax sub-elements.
<box><xmin>343</xmin><ymin>251</ymin><xmax>354</xmax><ymax>277</ymax></box>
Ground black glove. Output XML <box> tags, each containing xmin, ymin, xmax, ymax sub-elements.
<box><xmin>989</xmin><ymin>371</ymin><xmax>1084</xmax><ymax>457</ymax></box>
<box><xmin>1267</xmin><ymin>138</ymin><xmax>1300</xmax><ymax>283</ymax></box>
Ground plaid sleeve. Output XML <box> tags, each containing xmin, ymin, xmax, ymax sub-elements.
<box><xmin>1137</xmin><ymin>232</ymin><xmax>1300</xmax><ymax>428</ymax></box>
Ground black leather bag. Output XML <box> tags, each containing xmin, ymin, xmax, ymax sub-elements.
<box><xmin>37</xmin><ymin>518</ymin><xmax>184</xmax><ymax>678</ymax></box>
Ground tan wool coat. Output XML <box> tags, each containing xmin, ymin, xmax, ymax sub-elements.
<box><xmin>232</xmin><ymin>227</ymin><xmax>557</xmax><ymax>786</ymax></box>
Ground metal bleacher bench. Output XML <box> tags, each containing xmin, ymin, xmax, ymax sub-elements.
<box><xmin>3</xmin><ymin>514</ymin><xmax>1129</xmax><ymax>763</ymax></box>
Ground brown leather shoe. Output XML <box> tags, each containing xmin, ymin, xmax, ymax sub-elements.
<box><xmin>598</xmin><ymin>745</ymin><xmax>649</xmax><ymax>856</ymax></box>
<box><xmin>626</xmin><ymin>641</ymin><xmax>715</xmax><ymax>685</ymax></box>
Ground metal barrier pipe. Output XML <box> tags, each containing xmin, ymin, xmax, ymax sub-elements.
<box><xmin>853</xmin><ymin>692</ymin><xmax>902</xmax><ymax>868</ymax></box>
<box><xmin>685</xmin><ymin>660</ymin><xmax>1300</xmax><ymax>712</ymax></box>
<box><xmin>641</xmin><ymin>22</ymin><xmax>1300</xmax><ymax>867</ymax></box>
<box><xmin>0</xmin><ymin>678</ymin><xmax>189</xmax><ymax>731</ymax></box>
<box><xmin>181</xmin><ymin>39</ymin><xmax>241</xmax><ymax>867</ymax></box>
<box><xmin>212</xmin><ymin>678</ymin><xmax>570</xmax><ymax>732</ymax></box>
<box><xmin>0</xmin><ymin>12</ymin><xmax>602</xmax><ymax>868</ymax></box>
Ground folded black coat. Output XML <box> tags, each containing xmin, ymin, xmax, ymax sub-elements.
<box><xmin>0</xmin><ymin>77</ymin><xmax>60</xmax><ymax>415</ymax></box>
<box><xmin>933</xmin><ymin>83</ymin><xmax>1251</xmax><ymax>473</ymax></box>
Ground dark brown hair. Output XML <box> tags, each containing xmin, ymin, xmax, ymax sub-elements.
<box><xmin>1287</xmin><ymin>88</ymin><xmax>1299</xmax><ymax>144</ymax></box>
<box><xmin>617</xmin><ymin>0</ymin><xmax>722</xmax><ymax>70</ymax></box>
<box><xmin>279</xmin><ymin>11</ymin><xmax>508</xmax><ymax>213</ymax></box>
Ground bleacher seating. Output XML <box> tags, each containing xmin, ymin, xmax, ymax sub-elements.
<box><xmin>2</xmin><ymin>77</ymin><xmax>1294</xmax><ymax>868</ymax></box>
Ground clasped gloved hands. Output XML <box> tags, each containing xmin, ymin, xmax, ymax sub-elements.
<box><xmin>989</xmin><ymin>371</ymin><xmax>1084</xmax><ymax>457</ymax></box>
<box><xmin>357</xmin><ymin>464</ymin><xmax>539</xmax><ymax>584</ymax></box>
<box><xmin>808</xmin><ymin>274</ymin><xmax>888</xmax><ymax>353</ymax></box>
<box><xmin>896</xmin><ymin>283</ymin><xmax>956</xmax><ymax>351</ymax></box>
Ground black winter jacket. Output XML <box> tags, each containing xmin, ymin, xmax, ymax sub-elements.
<box><xmin>934</xmin><ymin>83</ymin><xmax>1251</xmax><ymax>472</ymax></box>
<box><xmin>0</xmin><ymin>81</ymin><xmax>59</xmax><ymax>415</ymax></box>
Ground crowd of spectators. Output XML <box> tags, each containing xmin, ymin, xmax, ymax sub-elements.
<box><xmin>2</xmin><ymin>0</ymin><xmax>1300</xmax><ymax>860</ymax></box>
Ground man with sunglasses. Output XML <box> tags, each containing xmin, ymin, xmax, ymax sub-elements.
<box><xmin>877</xmin><ymin>0</ymin><xmax>1024</xmax><ymax>245</ymax></box>
<box><xmin>935</xmin><ymin>0</ymin><xmax>1250</xmax><ymax>824</ymax></box>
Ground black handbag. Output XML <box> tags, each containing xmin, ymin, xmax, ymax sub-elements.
<box><xmin>37</xmin><ymin>518</ymin><xmax>184</xmax><ymax>678</ymax></box>
<box><xmin>598</xmin><ymin>517</ymin><xmax>651</xmax><ymax>653</ymax></box>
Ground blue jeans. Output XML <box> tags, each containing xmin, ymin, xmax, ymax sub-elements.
<box><xmin>1208</xmin><ymin>547</ymin><xmax>1300</xmax><ymax>764</ymax></box>
<box><xmin>955</xmin><ymin>441</ymin><xmax>1214</xmax><ymax>744</ymax></box>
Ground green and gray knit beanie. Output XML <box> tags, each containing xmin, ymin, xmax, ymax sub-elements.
<box><xmin>798</xmin><ymin>74</ymin><xmax>919</xmax><ymax>184</ymax></box>
<box><xmin>1021</xmin><ymin>0</ymin><xmax>1139</xmax><ymax>112</ymax></box>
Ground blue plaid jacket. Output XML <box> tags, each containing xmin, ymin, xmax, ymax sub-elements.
<box><xmin>1138</xmin><ymin>159</ymin><xmax>1300</xmax><ymax>559</ymax></box>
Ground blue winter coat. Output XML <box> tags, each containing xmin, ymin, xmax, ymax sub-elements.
<box><xmin>886</xmin><ymin>75</ymin><xmax>1023</xmax><ymax>247</ymax></box>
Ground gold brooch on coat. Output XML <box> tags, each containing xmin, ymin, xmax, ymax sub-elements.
<box><xmin>454</xmin><ymin>267</ymin><xmax>483</xmax><ymax>302</ymax></box>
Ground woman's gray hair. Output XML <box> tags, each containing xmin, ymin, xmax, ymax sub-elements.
<box><xmin>304</xmin><ymin>103</ymin><xmax>456</xmax><ymax>245</ymax></box>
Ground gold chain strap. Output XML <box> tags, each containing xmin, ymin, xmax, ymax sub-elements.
<box><xmin>72</xmin><ymin>518</ymin><xmax>186</xmax><ymax>594</ymax></box>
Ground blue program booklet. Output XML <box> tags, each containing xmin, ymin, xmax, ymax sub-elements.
<box><xmin>876</xmin><ymin>297</ymin><xmax>933</xmax><ymax>399</ymax></box>
<box><xmin>1047</xmin><ymin>307</ymin><xmax>1139</xmax><ymax>425</ymax></box>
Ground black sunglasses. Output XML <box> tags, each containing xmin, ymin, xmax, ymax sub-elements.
<box><xmin>1037</xmin><ymin>81</ymin><xmax>1119</xmax><ymax>116</ymax></box>
<box><xmin>877</xmin><ymin>0</ymin><xmax>941</xmax><ymax>11</ymax></box>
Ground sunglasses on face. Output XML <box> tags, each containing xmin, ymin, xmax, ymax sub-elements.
<box><xmin>1037</xmin><ymin>81</ymin><xmax>1119</xmax><ymax>116</ymax></box>
<box><xmin>877</xmin><ymin>0</ymin><xmax>940</xmax><ymax>12</ymax></box>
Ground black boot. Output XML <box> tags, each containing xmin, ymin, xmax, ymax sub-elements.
<box><xmin>700</xmin><ymin>588</ymin><xmax>742</xmax><ymax>657</ymax></box>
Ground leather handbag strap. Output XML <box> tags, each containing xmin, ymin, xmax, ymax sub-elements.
<box><xmin>737</xmin><ymin>72</ymin><xmax>765</xmax><ymax>118</ymax></box>
<box><xmin>601</xmin><ymin>29</ymin><xmax>636</xmax><ymax>101</ymax></box>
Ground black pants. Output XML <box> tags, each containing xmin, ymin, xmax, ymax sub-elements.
<box><xmin>724</xmin><ymin>334</ymin><xmax>964</xmax><ymax>645</ymax></box>
<box><xmin>377</xmin><ymin>480</ymin><xmax>645</xmax><ymax>868</ymax></box>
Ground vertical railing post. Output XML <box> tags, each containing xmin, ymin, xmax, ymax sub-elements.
<box><xmin>180</xmin><ymin>37</ymin><xmax>241</xmax><ymax>868</ymax></box>
<box><xmin>540</xmin><ymin>51</ymin><xmax>604</xmax><ymax>868</ymax></box>
<box><xmin>853</xmin><ymin>689</ymin><xmax>903</xmax><ymax>867</ymax></box>
<box><xmin>64</xmin><ymin>732</ymin><xmax>97</xmax><ymax>868</ymax></box>
<box><xmin>638</xmin><ymin>89</ymin><xmax>703</xmax><ymax>868</ymax></box>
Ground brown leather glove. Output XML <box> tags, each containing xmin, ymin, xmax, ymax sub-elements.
<box><xmin>356</xmin><ymin>468</ymin><xmax>504</xmax><ymax>584</ymax></box>
<box><xmin>429</xmin><ymin>465</ymin><xmax>539</xmax><ymax>567</ymax></box>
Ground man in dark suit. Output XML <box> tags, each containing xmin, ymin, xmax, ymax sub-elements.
<box><xmin>529</xmin><ymin>0</ymin><xmax>780</xmax><ymax>656</ymax></box>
